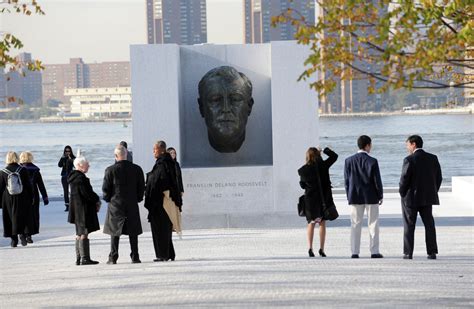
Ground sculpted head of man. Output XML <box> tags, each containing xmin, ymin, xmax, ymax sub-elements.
<box><xmin>198</xmin><ymin>66</ymin><xmax>254</xmax><ymax>153</ymax></box>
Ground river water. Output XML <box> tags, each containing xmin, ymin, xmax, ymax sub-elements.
<box><xmin>0</xmin><ymin>114</ymin><xmax>472</xmax><ymax>197</ymax></box>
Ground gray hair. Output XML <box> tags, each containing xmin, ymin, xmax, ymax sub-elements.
<box><xmin>114</xmin><ymin>145</ymin><xmax>127</xmax><ymax>160</ymax></box>
<box><xmin>73</xmin><ymin>156</ymin><xmax>88</xmax><ymax>169</ymax></box>
<box><xmin>154</xmin><ymin>140</ymin><xmax>167</xmax><ymax>152</ymax></box>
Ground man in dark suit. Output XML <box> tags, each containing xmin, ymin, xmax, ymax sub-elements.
<box><xmin>399</xmin><ymin>135</ymin><xmax>442</xmax><ymax>260</ymax></box>
<box><xmin>344</xmin><ymin>135</ymin><xmax>384</xmax><ymax>259</ymax></box>
<box><xmin>102</xmin><ymin>145</ymin><xmax>145</xmax><ymax>264</ymax></box>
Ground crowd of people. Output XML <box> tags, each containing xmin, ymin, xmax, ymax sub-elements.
<box><xmin>1</xmin><ymin>134</ymin><xmax>442</xmax><ymax>263</ymax></box>
<box><xmin>0</xmin><ymin>140</ymin><xmax>184</xmax><ymax>265</ymax></box>
<box><xmin>299</xmin><ymin>134</ymin><xmax>442</xmax><ymax>260</ymax></box>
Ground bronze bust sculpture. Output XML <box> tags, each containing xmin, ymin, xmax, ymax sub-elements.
<box><xmin>198</xmin><ymin>66</ymin><xmax>254</xmax><ymax>153</ymax></box>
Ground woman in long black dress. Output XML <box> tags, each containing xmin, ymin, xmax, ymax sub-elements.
<box><xmin>19</xmin><ymin>151</ymin><xmax>49</xmax><ymax>243</ymax></box>
<box><xmin>298</xmin><ymin>147</ymin><xmax>338</xmax><ymax>257</ymax></box>
<box><xmin>68</xmin><ymin>156</ymin><xmax>100</xmax><ymax>265</ymax></box>
<box><xmin>0</xmin><ymin>151</ymin><xmax>33</xmax><ymax>247</ymax></box>
<box><xmin>58</xmin><ymin>145</ymin><xmax>75</xmax><ymax>212</ymax></box>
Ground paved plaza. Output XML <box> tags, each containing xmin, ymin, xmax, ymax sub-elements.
<box><xmin>0</xmin><ymin>199</ymin><xmax>473</xmax><ymax>308</ymax></box>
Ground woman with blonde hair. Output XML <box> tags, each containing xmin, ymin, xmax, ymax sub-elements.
<box><xmin>19</xmin><ymin>151</ymin><xmax>49</xmax><ymax>243</ymax></box>
<box><xmin>0</xmin><ymin>151</ymin><xmax>33</xmax><ymax>247</ymax></box>
<box><xmin>298</xmin><ymin>146</ymin><xmax>338</xmax><ymax>257</ymax></box>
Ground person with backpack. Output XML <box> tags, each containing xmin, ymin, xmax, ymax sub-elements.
<box><xmin>20</xmin><ymin>151</ymin><xmax>49</xmax><ymax>243</ymax></box>
<box><xmin>0</xmin><ymin>151</ymin><xmax>33</xmax><ymax>247</ymax></box>
<box><xmin>58</xmin><ymin>145</ymin><xmax>75</xmax><ymax>212</ymax></box>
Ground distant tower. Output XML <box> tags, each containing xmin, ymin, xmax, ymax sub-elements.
<box><xmin>147</xmin><ymin>0</ymin><xmax>207</xmax><ymax>45</ymax></box>
<box><xmin>5</xmin><ymin>53</ymin><xmax>42</xmax><ymax>106</ymax></box>
<box><xmin>244</xmin><ymin>0</ymin><xmax>315</xmax><ymax>43</ymax></box>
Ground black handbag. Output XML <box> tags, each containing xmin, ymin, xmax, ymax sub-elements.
<box><xmin>297</xmin><ymin>194</ymin><xmax>305</xmax><ymax>217</ymax></box>
<box><xmin>323</xmin><ymin>202</ymin><xmax>339</xmax><ymax>221</ymax></box>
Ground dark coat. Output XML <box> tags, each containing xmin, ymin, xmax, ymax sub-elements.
<box><xmin>102</xmin><ymin>160</ymin><xmax>145</xmax><ymax>236</ymax></box>
<box><xmin>67</xmin><ymin>170</ymin><xmax>100</xmax><ymax>234</ymax></box>
<box><xmin>58</xmin><ymin>155</ymin><xmax>75</xmax><ymax>177</ymax></box>
<box><xmin>344</xmin><ymin>152</ymin><xmax>383</xmax><ymax>205</ymax></box>
<box><xmin>175</xmin><ymin>161</ymin><xmax>184</xmax><ymax>194</ymax></box>
<box><xmin>0</xmin><ymin>163</ymin><xmax>33</xmax><ymax>237</ymax></box>
<box><xmin>145</xmin><ymin>153</ymin><xmax>182</xmax><ymax>218</ymax></box>
<box><xmin>21</xmin><ymin>163</ymin><xmax>48</xmax><ymax>235</ymax></box>
<box><xmin>399</xmin><ymin>149</ymin><xmax>442</xmax><ymax>207</ymax></box>
<box><xmin>298</xmin><ymin>148</ymin><xmax>338</xmax><ymax>222</ymax></box>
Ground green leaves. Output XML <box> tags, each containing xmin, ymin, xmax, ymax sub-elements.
<box><xmin>272</xmin><ymin>0</ymin><xmax>473</xmax><ymax>101</ymax></box>
<box><xmin>1</xmin><ymin>1</ymin><xmax>45</xmax><ymax>106</ymax></box>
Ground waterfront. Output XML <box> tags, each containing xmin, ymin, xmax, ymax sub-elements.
<box><xmin>0</xmin><ymin>114</ymin><xmax>472</xmax><ymax>197</ymax></box>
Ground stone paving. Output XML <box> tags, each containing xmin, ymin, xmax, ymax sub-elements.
<box><xmin>0</xmin><ymin>200</ymin><xmax>473</xmax><ymax>308</ymax></box>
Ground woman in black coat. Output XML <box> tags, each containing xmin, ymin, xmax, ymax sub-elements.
<box><xmin>20</xmin><ymin>151</ymin><xmax>49</xmax><ymax>243</ymax></box>
<box><xmin>298</xmin><ymin>147</ymin><xmax>338</xmax><ymax>257</ymax></box>
<box><xmin>0</xmin><ymin>151</ymin><xmax>33</xmax><ymax>247</ymax></box>
<box><xmin>167</xmin><ymin>147</ymin><xmax>184</xmax><ymax>201</ymax></box>
<box><xmin>58</xmin><ymin>145</ymin><xmax>75</xmax><ymax>212</ymax></box>
<box><xmin>68</xmin><ymin>156</ymin><xmax>100</xmax><ymax>265</ymax></box>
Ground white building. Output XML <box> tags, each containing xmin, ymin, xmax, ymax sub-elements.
<box><xmin>64</xmin><ymin>87</ymin><xmax>132</xmax><ymax>118</ymax></box>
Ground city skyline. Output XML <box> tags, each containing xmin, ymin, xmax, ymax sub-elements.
<box><xmin>2</xmin><ymin>0</ymin><xmax>245</xmax><ymax>64</ymax></box>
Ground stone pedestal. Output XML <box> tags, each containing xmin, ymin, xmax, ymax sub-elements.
<box><xmin>131</xmin><ymin>41</ymin><xmax>318</xmax><ymax>228</ymax></box>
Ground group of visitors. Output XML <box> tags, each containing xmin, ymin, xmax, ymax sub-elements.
<box><xmin>0</xmin><ymin>151</ymin><xmax>48</xmax><ymax>247</ymax></box>
<box><xmin>0</xmin><ymin>140</ymin><xmax>184</xmax><ymax>266</ymax></box>
<box><xmin>299</xmin><ymin>134</ymin><xmax>442</xmax><ymax>260</ymax></box>
<box><xmin>1</xmin><ymin>133</ymin><xmax>442</xmax><ymax>263</ymax></box>
<box><xmin>67</xmin><ymin>140</ymin><xmax>183</xmax><ymax>265</ymax></box>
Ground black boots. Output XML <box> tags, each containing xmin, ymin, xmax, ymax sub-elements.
<box><xmin>75</xmin><ymin>239</ymin><xmax>81</xmax><ymax>265</ymax></box>
<box><xmin>11</xmin><ymin>236</ymin><xmax>18</xmax><ymax>248</ymax></box>
<box><xmin>19</xmin><ymin>234</ymin><xmax>28</xmax><ymax>246</ymax></box>
<box><xmin>64</xmin><ymin>204</ymin><xmax>69</xmax><ymax>212</ymax></box>
<box><xmin>78</xmin><ymin>239</ymin><xmax>99</xmax><ymax>265</ymax></box>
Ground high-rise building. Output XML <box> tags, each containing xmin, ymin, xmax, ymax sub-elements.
<box><xmin>244</xmin><ymin>0</ymin><xmax>315</xmax><ymax>43</ymax></box>
<box><xmin>5</xmin><ymin>53</ymin><xmax>43</xmax><ymax>106</ymax></box>
<box><xmin>319</xmin><ymin>1</ymin><xmax>387</xmax><ymax>113</ymax></box>
<box><xmin>42</xmin><ymin>59</ymin><xmax>130</xmax><ymax>105</ymax></box>
<box><xmin>147</xmin><ymin>0</ymin><xmax>207</xmax><ymax>45</ymax></box>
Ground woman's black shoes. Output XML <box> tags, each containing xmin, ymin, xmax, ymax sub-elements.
<box><xmin>309</xmin><ymin>248</ymin><xmax>327</xmax><ymax>257</ymax></box>
<box><xmin>318</xmin><ymin>249</ymin><xmax>327</xmax><ymax>257</ymax></box>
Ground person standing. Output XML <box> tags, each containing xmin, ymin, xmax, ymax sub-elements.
<box><xmin>344</xmin><ymin>135</ymin><xmax>384</xmax><ymax>259</ymax></box>
<box><xmin>58</xmin><ymin>145</ymin><xmax>75</xmax><ymax>212</ymax></box>
<box><xmin>145</xmin><ymin>140</ymin><xmax>182</xmax><ymax>262</ymax></box>
<box><xmin>102</xmin><ymin>145</ymin><xmax>145</xmax><ymax>264</ymax></box>
<box><xmin>0</xmin><ymin>152</ymin><xmax>33</xmax><ymax>247</ymax></box>
<box><xmin>19</xmin><ymin>151</ymin><xmax>49</xmax><ymax>243</ymax></box>
<box><xmin>68</xmin><ymin>156</ymin><xmax>100</xmax><ymax>265</ymax></box>
<box><xmin>298</xmin><ymin>147</ymin><xmax>338</xmax><ymax>258</ymax></box>
<box><xmin>167</xmin><ymin>147</ymin><xmax>184</xmax><ymax>202</ymax></box>
<box><xmin>399</xmin><ymin>135</ymin><xmax>442</xmax><ymax>260</ymax></box>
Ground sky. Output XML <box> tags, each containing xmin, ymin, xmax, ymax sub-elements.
<box><xmin>1</xmin><ymin>0</ymin><xmax>244</xmax><ymax>64</ymax></box>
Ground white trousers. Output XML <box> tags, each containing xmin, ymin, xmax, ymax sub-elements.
<box><xmin>350</xmin><ymin>204</ymin><xmax>380</xmax><ymax>255</ymax></box>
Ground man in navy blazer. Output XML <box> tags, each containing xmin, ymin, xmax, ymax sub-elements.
<box><xmin>399</xmin><ymin>135</ymin><xmax>442</xmax><ymax>260</ymax></box>
<box><xmin>344</xmin><ymin>135</ymin><xmax>384</xmax><ymax>259</ymax></box>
